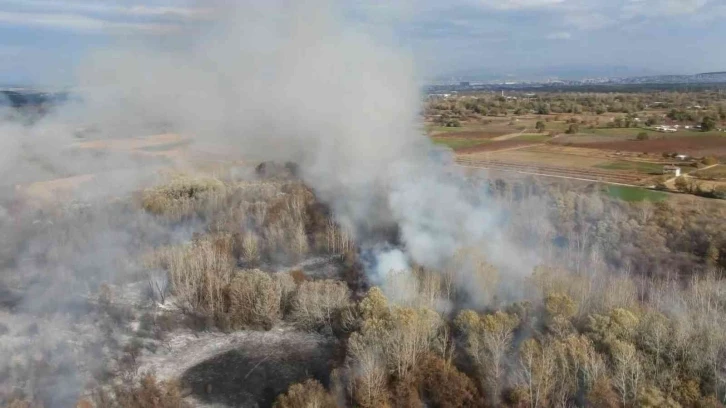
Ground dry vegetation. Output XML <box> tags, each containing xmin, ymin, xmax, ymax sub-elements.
<box><xmin>426</xmin><ymin>89</ymin><xmax>726</xmax><ymax>197</ymax></box>
<box><xmin>3</xmin><ymin>165</ymin><xmax>726</xmax><ymax>408</ymax></box>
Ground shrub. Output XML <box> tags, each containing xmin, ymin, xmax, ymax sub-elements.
<box><xmin>225</xmin><ymin>270</ymin><xmax>294</xmax><ymax>330</ymax></box>
<box><xmin>273</xmin><ymin>379</ymin><xmax>336</xmax><ymax>408</ymax></box>
<box><xmin>4</xmin><ymin>399</ymin><xmax>44</xmax><ymax>408</ymax></box>
<box><xmin>141</xmin><ymin>176</ymin><xmax>227</xmax><ymax>221</ymax></box>
<box><xmin>713</xmin><ymin>185</ymin><xmax>726</xmax><ymax>199</ymax></box>
<box><xmin>637</xmin><ymin>132</ymin><xmax>650</xmax><ymax>141</ymax></box>
<box><xmin>586</xmin><ymin>378</ymin><xmax>620</xmax><ymax>408</ymax></box>
<box><xmin>240</xmin><ymin>231</ymin><xmax>261</xmax><ymax>264</ymax></box>
<box><xmin>544</xmin><ymin>293</ymin><xmax>576</xmax><ymax>319</ymax></box>
<box><xmin>416</xmin><ymin>353</ymin><xmax>482</xmax><ymax>407</ymax></box>
<box><xmin>565</xmin><ymin>123</ymin><xmax>580</xmax><ymax>134</ymax></box>
<box><xmin>703</xmin><ymin>156</ymin><xmax>719</xmax><ymax>165</ymax></box>
<box><xmin>147</xmin><ymin>234</ymin><xmax>235</xmax><ymax>316</ymax></box>
<box><xmin>674</xmin><ymin>176</ymin><xmax>690</xmax><ymax>192</ymax></box>
<box><xmin>290</xmin><ymin>280</ymin><xmax>351</xmax><ymax>331</ymax></box>
<box><xmin>638</xmin><ymin>386</ymin><xmax>680</xmax><ymax>408</ymax></box>
<box><xmin>96</xmin><ymin>374</ymin><xmax>191</xmax><ymax>408</ymax></box>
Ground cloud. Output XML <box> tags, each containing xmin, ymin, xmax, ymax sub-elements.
<box><xmin>622</xmin><ymin>0</ymin><xmax>711</xmax><ymax>17</ymax></box>
<box><xmin>546</xmin><ymin>31</ymin><xmax>571</xmax><ymax>39</ymax></box>
<box><xmin>0</xmin><ymin>0</ymin><xmax>213</xmax><ymax>18</ymax></box>
<box><xmin>475</xmin><ymin>0</ymin><xmax>566</xmax><ymax>10</ymax></box>
<box><xmin>0</xmin><ymin>10</ymin><xmax>178</xmax><ymax>33</ymax></box>
<box><xmin>564</xmin><ymin>12</ymin><xmax>616</xmax><ymax>30</ymax></box>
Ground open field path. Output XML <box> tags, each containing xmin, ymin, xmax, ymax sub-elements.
<box><xmin>664</xmin><ymin>163</ymin><xmax>719</xmax><ymax>184</ymax></box>
<box><xmin>491</xmin><ymin>127</ymin><xmax>529</xmax><ymax>141</ymax></box>
<box><xmin>455</xmin><ymin>157</ymin><xmax>645</xmax><ymax>187</ymax></box>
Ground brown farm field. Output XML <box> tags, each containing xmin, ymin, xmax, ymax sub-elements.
<box><xmin>425</xmin><ymin>107</ymin><xmax>726</xmax><ymax>188</ymax></box>
<box><xmin>456</xmin><ymin>144</ymin><xmax>670</xmax><ymax>185</ymax></box>
<box><xmin>692</xmin><ymin>164</ymin><xmax>726</xmax><ymax>180</ymax></box>
<box><xmin>578</xmin><ymin>135</ymin><xmax>726</xmax><ymax>157</ymax></box>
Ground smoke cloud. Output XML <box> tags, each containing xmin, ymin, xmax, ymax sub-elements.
<box><xmin>70</xmin><ymin>0</ymin><xmax>536</xmax><ymax>281</ymax></box>
<box><xmin>0</xmin><ymin>2</ymin><xmax>551</xmax><ymax>405</ymax></box>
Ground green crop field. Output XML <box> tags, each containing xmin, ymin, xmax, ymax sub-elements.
<box><xmin>512</xmin><ymin>134</ymin><xmax>551</xmax><ymax>142</ymax></box>
<box><xmin>692</xmin><ymin>165</ymin><xmax>726</xmax><ymax>180</ymax></box>
<box><xmin>583</xmin><ymin>127</ymin><xmax>648</xmax><ymax>137</ymax></box>
<box><xmin>606</xmin><ymin>186</ymin><xmax>667</xmax><ymax>202</ymax></box>
<box><xmin>432</xmin><ymin>137</ymin><xmax>490</xmax><ymax>150</ymax></box>
<box><xmin>595</xmin><ymin>160</ymin><xmax>664</xmax><ymax>174</ymax></box>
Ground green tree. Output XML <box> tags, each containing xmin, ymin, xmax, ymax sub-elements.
<box><xmin>703</xmin><ymin>156</ymin><xmax>719</xmax><ymax>165</ymax></box>
<box><xmin>701</xmin><ymin>116</ymin><xmax>717</xmax><ymax>131</ymax></box>
<box><xmin>535</xmin><ymin>121</ymin><xmax>546</xmax><ymax>133</ymax></box>
<box><xmin>645</xmin><ymin>116</ymin><xmax>661</xmax><ymax>127</ymax></box>
<box><xmin>565</xmin><ymin>123</ymin><xmax>580</xmax><ymax>134</ymax></box>
<box><xmin>674</xmin><ymin>176</ymin><xmax>689</xmax><ymax>192</ymax></box>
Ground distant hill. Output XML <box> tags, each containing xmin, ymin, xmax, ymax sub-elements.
<box><xmin>0</xmin><ymin>89</ymin><xmax>69</xmax><ymax>108</ymax></box>
<box><xmin>434</xmin><ymin>65</ymin><xmax>663</xmax><ymax>83</ymax></box>
<box><xmin>427</xmin><ymin>68</ymin><xmax>726</xmax><ymax>89</ymax></box>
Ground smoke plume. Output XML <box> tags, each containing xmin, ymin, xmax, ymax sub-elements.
<box><xmin>72</xmin><ymin>0</ymin><xmax>537</xmax><ymax>282</ymax></box>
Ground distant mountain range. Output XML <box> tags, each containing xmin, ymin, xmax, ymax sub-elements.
<box><xmin>432</xmin><ymin>65</ymin><xmax>726</xmax><ymax>85</ymax></box>
<box><xmin>428</xmin><ymin>72</ymin><xmax>726</xmax><ymax>90</ymax></box>
<box><xmin>1</xmin><ymin>89</ymin><xmax>69</xmax><ymax>108</ymax></box>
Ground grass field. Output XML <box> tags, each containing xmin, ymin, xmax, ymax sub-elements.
<box><xmin>512</xmin><ymin>134</ymin><xmax>551</xmax><ymax>142</ymax></box>
<box><xmin>606</xmin><ymin>186</ymin><xmax>667</xmax><ymax>202</ymax></box>
<box><xmin>595</xmin><ymin>160</ymin><xmax>665</xmax><ymax>174</ymax></box>
<box><xmin>583</xmin><ymin>127</ymin><xmax>648</xmax><ymax>137</ymax></box>
<box><xmin>584</xmin><ymin>127</ymin><xmax>726</xmax><ymax>139</ymax></box>
<box><xmin>432</xmin><ymin>137</ymin><xmax>491</xmax><ymax>150</ymax></box>
<box><xmin>692</xmin><ymin>165</ymin><xmax>726</xmax><ymax>180</ymax></box>
<box><xmin>426</xmin><ymin>125</ymin><xmax>476</xmax><ymax>134</ymax></box>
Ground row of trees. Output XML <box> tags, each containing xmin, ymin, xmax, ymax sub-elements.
<box><xmin>8</xmin><ymin>170</ymin><xmax>726</xmax><ymax>407</ymax></box>
<box><xmin>270</xmin><ymin>266</ymin><xmax>726</xmax><ymax>407</ymax></box>
<box><xmin>426</xmin><ymin>91</ymin><xmax>726</xmax><ymax>120</ymax></box>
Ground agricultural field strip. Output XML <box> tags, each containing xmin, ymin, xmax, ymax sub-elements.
<box><xmin>455</xmin><ymin>156</ymin><xmax>645</xmax><ymax>184</ymax></box>
<box><xmin>524</xmin><ymin>145</ymin><xmax>667</xmax><ymax>163</ymax></box>
<box><xmin>664</xmin><ymin>163</ymin><xmax>721</xmax><ymax>184</ymax></box>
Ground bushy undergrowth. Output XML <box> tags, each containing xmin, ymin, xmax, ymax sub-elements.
<box><xmin>133</xmin><ymin>174</ymin><xmax>726</xmax><ymax>407</ymax></box>
<box><xmin>5</xmin><ymin>171</ymin><xmax>726</xmax><ymax>408</ymax></box>
<box><xmin>273</xmin><ymin>379</ymin><xmax>337</xmax><ymax>408</ymax></box>
<box><xmin>141</xmin><ymin>175</ymin><xmax>352</xmax><ymax>264</ymax></box>
<box><xmin>92</xmin><ymin>373</ymin><xmax>191</xmax><ymax>408</ymax></box>
<box><xmin>325</xmin><ymin>268</ymin><xmax>726</xmax><ymax>408</ymax></box>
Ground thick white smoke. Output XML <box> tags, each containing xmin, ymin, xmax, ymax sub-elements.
<box><xmin>73</xmin><ymin>0</ymin><xmax>537</xmax><ymax>284</ymax></box>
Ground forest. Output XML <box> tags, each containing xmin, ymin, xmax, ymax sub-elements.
<box><xmin>1</xmin><ymin>164</ymin><xmax>725</xmax><ymax>408</ymax></box>
<box><xmin>426</xmin><ymin>90</ymin><xmax>726</xmax><ymax>128</ymax></box>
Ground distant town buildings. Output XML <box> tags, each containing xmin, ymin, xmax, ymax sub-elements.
<box><xmin>653</xmin><ymin>125</ymin><xmax>677</xmax><ymax>132</ymax></box>
<box><xmin>663</xmin><ymin>165</ymin><xmax>681</xmax><ymax>177</ymax></box>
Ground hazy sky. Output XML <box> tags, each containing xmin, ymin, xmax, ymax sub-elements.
<box><xmin>1</xmin><ymin>0</ymin><xmax>725</xmax><ymax>85</ymax></box>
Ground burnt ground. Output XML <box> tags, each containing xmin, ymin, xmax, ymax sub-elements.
<box><xmin>180</xmin><ymin>334</ymin><xmax>338</xmax><ymax>408</ymax></box>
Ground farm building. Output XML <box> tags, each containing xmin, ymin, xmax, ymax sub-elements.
<box><xmin>663</xmin><ymin>165</ymin><xmax>681</xmax><ymax>177</ymax></box>
<box><xmin>654</xmin><ymin>125</ymin><xmax>677</xmax><ymax>133</ymax></box>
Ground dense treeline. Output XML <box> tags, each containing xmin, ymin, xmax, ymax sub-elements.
<box><xmin>2</xmin><ymin>169</ymin><xmax>726</xmax><ymax>407</ymax></box>
<box><xmin>426</xmin><ymin>90</ymin><xmax>726</xmax><ymax>127</ymax></box>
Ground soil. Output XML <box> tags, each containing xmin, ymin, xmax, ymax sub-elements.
<box><xmin>431</xmin><ymin>130</ymin><xmax>510</xmax><ymax>139</ymax></box>
<box><xmin>578</xmin><ymin>136</ymin><xmax>726</xmax><ymax>157</ymax></box>
<box><xmin>456</xmin><ymin>140</ymin><xmax>534</xmax><ymax>153</ymax></box>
